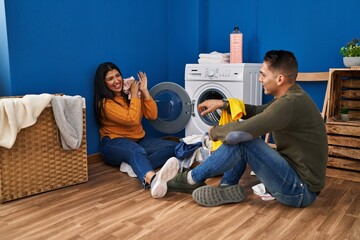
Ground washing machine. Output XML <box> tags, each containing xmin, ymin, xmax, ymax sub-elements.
<box><xmin>148</xmin><ymin>63</ymin><xmax>262</xmax><ymax>136</ymax></box>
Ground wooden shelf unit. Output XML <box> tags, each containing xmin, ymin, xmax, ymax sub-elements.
<box><xmin>325</xmin><ymin>68</ymin><xmax>360</xmax><ymax>182</ymax></box>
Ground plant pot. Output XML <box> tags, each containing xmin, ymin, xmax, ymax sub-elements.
<box><xmin>343</xmin><ymin>57</ymin><xmax>360</xmax><ymax>68</ymax></box>
<box><xmin>340</xmin><ymin>113</ymin><xmax>349</xmax><ymax>121</ymax></box>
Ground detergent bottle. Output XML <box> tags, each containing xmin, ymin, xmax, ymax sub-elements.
<box><xmin>230</xmin><ymin>26</ymin><xmax>243</xmax><ymax>63</ymax></box>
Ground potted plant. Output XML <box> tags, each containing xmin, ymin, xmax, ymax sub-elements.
<box><xmin>340</xmin><ymin>108</ymin><xmax>350</xmax><ymax>121</ymax></box>
<box><xmin>339</xmin><ymin>38</ymin><xmax>360</xmax><ymax>68</ymax></box>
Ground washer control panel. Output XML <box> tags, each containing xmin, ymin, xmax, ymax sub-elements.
<box><xmin>185</xmin><ymin>63</ymin><xmax>261</xmax><ymax>81</ymax></box>
<box><xmin>205</xmin><ymin>67</ymin><xmax>243</xmax><ymax>79</ymax></box>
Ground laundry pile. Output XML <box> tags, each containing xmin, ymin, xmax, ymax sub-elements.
<box><xmin>0</xmin><ymin>94</ymin><xmax>84</xmax><ymax>150</ymax></box>
<box><xmin>175</xmin><ymin>133</ymin><xmax>212</xmax><ymax>171</ymax></box>
<box><xmin>198</xmin><ymin>51</ymin><xmax>230</xmax><ymax>64</ymax></box>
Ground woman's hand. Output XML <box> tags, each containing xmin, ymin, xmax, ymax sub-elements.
<box><xmin>137</xmin><ymin>71</ymin><xmax>151</xmax><ymax>99</ymax></box>
<box><xmin>130</xmin><ymin>78</ymin><xmax>139</xmax><ymax>98</ymax></box>
<box><xmin>137</xmin><ymin>72</ymin><xmax>148</xmax><ymax>92</ymax></box>
<box><xmin>198</xmin><ymin>99</ymin><xmax>224</xmax><ymax>116</ymax></box>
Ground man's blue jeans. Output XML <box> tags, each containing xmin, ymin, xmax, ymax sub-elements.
<box><xmin>191</xmin><ymin>138</ymin><xmax>317</xmax><ymax>207</ymax></box>
<box><xmin>100</xmin><ymin>135</ymin><xmax>177</xmax><ymax>185</ymax></box>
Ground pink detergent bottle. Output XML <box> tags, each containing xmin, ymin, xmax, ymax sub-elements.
<box><xmin>230</xmin><ymin>26</ymin><xmax>243</xmax><ymax>63</ymax></box>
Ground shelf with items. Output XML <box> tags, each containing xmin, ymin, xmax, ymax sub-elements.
<box><xmin>325</xmin><ymin>68</ymin><xmax>360</xmax><ymax>182</ymax></box>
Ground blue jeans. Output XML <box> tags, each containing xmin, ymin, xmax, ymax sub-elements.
<box><xmin>191</xmin><ymin>138</ymin><xmax>317</xmax><ymax>207</ymax></box>
<box><xmin>100</xmin><ymin>135</ymin><xmax>177</xmax><ymax>185</ymax></box>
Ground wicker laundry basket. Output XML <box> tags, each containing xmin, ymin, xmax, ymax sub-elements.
<box><xmin>0</xmin><ymin>98</ymin><xmax>88</xmax><ymax>203</ymax></box>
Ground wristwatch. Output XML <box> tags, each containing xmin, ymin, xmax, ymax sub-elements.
<box><xmin>222</xmin><ymin>98</ymin><xmax>229</xmax><ymax>109</ymax></box>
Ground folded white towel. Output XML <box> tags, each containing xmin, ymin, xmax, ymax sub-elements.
<box><xmin>51</xmin><ymin>95</ymin><xmax>84</xmax><ymax>150</ymax></box>
<box><xmin>199</xmin><ymin>51</ymin><xmax>230</xmax><ymax>59</ymax></box>
<box><xmin>198</xmin><ymin>58</ymin><xmax>229</xmax><ymax>64</ymax></box>
<box><xmin>0</xmin><ymin>94</ymin><xmax>52</xmax><ymax>149</ymax></box>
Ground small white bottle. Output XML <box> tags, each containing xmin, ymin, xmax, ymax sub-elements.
<box><xmin>230</xmin><ymin>26</ymin><xmax>243</xmax><ymax>63</ymax></box>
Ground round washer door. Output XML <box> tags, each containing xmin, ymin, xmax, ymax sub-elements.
<box><xmin>149</xmin><ymin>82</ymin><xmax>191</xmax><ymax>134</ymax></box>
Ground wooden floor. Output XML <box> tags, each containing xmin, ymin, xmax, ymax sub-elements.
<box><xmin>1</xmin><ymin>158</ymin><xmax>359</xmax><ymax>240</ymax></box>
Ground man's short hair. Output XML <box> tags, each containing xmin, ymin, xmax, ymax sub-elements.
<box><xmin>264</xmin><ymin>50</ymin><xmax>298</xmax><ymax>81</ymax></box>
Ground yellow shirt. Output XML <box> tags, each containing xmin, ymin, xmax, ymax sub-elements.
<box><xmin>212</xmin><ymin>98</ymin><xmax>246</xmax><ymax>151</ymax></box>
<box><xmin>99</xmin><ymin>96</ymin><xmax>157</xmax><ymax>141</ymax></box>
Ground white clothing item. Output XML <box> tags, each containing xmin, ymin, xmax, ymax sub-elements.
<box><xmin>195</xmin><ymin>147</ymin><xmax>211</xmax><ymax>163</ymax></box>
<box><xmin>198</xmin><ymin>58</ymin><xmax>230</xmax><ymax>64</ymax></box>
<box><xmin>198</xmin><ymin>51</ymin><xmax>230</xmax><ymax>64</ymax></box>
<box><xmin>180</xmin><ymin>147</ymin><xmax>211</xmax><ymax>171</ymax></box>
<box><xmin>203</xmin><ymin>135</ymin><xmax>212</xmax><ymax>150</ymax></box>
<box><xmin>179</xmin><ymin>148</ymin><xmax>199</xmax><ymax>171</ymax></box>
<box><xmin>123</xmin><ymin>76</ymin><xmax>141</xmax><ymax>99</ymax></box>
<box><xmin>182</xmin><ymin>134</ymin><xmax>205</xmax><ymax>145</ymax></box>
<box><xmin>120</xmin><ymin>162</ymin><xmax>137</xmax><ymax>178</ymax></box>
<box><xmin>179</xmin><ymin>134</ymin><xmax>212</xmax><ymax>171</ymax></box>
<box><xmin>252</xmin><ymin>183</ymin><xmax>275</xmax><ymax>201</ymax></box>
<box><xmin>0</xmin><ymin>94</ymin><xmax>52</xmax><ymax>149</ymax></box>
<box><xmin>198</xmin><ymin>51</ymin><xmax>230</xmax><ymax>59</ymax></box>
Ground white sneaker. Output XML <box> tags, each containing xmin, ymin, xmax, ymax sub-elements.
<box><xmin>150</xmin><ymin>157</ymin><xmax>179</xmax><ymax>198</ymax></box>
<box><xmin>120</xmin><ymin>162</ymin><xmax>137</xmax><ymax>178</ymax></box>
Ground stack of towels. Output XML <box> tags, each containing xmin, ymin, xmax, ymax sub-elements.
<box><xmin>198</xmin><ymin>51</ymin><xmax>230</xmax><ymax>64</ymax></box>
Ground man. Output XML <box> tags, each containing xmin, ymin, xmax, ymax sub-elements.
<box><xmin>166</xmin><ymin>50</ymin><xmax>328</xmax><ymax>207</ymax></box>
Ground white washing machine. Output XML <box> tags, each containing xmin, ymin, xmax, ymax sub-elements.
<box><xmin>148</xmin><ymin>63</ymin><xmax>262</xmax><ymax>136</ymax></box>
<box><xmin>185</xmin><ymin>63</ymin><xmax>262</xmax><ymax>136</ymax></box>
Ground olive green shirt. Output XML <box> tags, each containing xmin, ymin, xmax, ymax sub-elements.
<box><xmin>211</xmin><ymin>84</ymin><xmax>328</xmax><ymax>192</ymax></box>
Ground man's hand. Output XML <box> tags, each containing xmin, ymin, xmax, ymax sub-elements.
<box><xmin>198</xmin><ymin>99</ymin><xmax>224</xmax><ymax>116</ymax></box>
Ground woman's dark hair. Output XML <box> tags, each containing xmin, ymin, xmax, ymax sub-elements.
<box><xmin>94</xmin><ymin>62</ymin><xmax>128</xmax><ymax>126</ymax></box>
<box><xmin>264</xmin><ymin>50</ymin><xmax>298</xmax><ymax>81</ymax></box>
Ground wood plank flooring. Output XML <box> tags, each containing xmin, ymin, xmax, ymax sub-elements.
<box><xmin>0</xmin><ymin>158</ymin><xmax>359</xmax><ymax>240</ymax></box>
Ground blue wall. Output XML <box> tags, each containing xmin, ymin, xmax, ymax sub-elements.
<box><xmin>0</xmin><ymin>0</ymin><xmax>11</xmax><ymax>95</ymax></box>
<box><xmin>4</xmin><ymin>0</ymin><xmax>170</xmax><ymax>154</ymax></box>
<box><xmin>2</xmin><ymin>0</ymin><xmax>359</xmax><ymax>154</ymax></box>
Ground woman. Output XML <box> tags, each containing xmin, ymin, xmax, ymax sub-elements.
<box><xmin>94</xmin><ymin>62</ymin><xmax>179</xmax><ymax>198</ymax></box>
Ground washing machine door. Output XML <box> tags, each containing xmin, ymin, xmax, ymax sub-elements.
<box><xmin>149</xmin><ymin>82</ymin><xmax>191</xmax><ymax>134</ymax></box>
